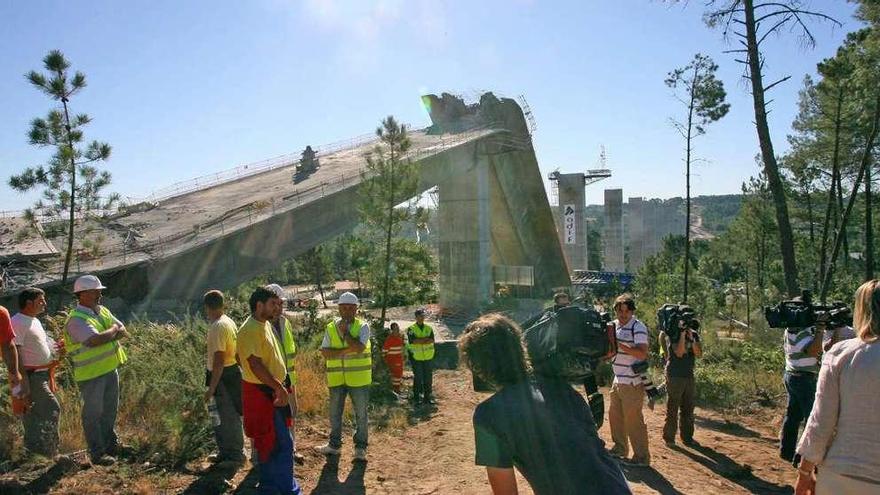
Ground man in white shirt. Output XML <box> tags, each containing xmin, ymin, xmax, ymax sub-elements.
<box><xmin>11</xmin><ymin>287</ymin><xmax>61</xmax><ymax>457</ymax></box>
<box><xmin>607</xmin><ymin>293</ymin><xmax>651</xmax><ymax>467</ymax></box>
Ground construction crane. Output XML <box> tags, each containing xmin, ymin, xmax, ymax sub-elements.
<box><xmin>547</xmin><ymin>146</ymin><xmax>612</xmax><ymax>186</ymax></box>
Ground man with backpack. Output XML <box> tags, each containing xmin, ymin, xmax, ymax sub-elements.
<box><xmin>608</xmin><ymin>293</ymin><xmax>651</xmax><ymax>467</ymax></box>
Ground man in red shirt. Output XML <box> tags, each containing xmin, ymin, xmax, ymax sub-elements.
<box><xmin>1</xmin><ymin>305</ymin><xmax>27</xmax><ymax>408</ymax></box>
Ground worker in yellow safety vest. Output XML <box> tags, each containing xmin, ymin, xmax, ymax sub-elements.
<box><xmin>63</xmin><ymin>274</ymin><xmax>129</xmax><ymax>466</ymax></box>
<box><xmin>316</xmin><ymin>292</ymin><xmax>371</xmax><ymax>461</ymax></box>
<box><xmin>407</xmin><ymin>308</ymin><xmax>436</xmax><ymax>405</ymax></box>
<box><xmin>265</xmin><ymin>284</ymin><xmax>304</xmax><ymax>465</ymax></box>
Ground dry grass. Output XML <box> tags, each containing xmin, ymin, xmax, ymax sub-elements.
<box><xmin>294</xmin><ymin>350</ymin><xmax>329</xmax><ymax>417</ymax></box>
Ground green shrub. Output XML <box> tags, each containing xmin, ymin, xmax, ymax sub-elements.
<box><xmin>692</xmin><ymin>329</ymin><xmax>784</xmax><ymax>412</ymax></box>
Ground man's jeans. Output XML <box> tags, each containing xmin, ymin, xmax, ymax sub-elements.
<box><xmin>780</xmin><ymin>371</ymin><xmax>817</xmax><ymax>462</ymax></box>
<box><xmin>411</xmin><ymin>359</ymin><xmax>433</xmax><ymax>400</ymax></box>
<box><xmin>23</xmin><ymin>370</ymin><xmax>60</xmax><ymax>456</ymax></box>
<box><xmin>328</xmin><ymin>385</ymin><xmax>369</xmax><ymax>449</ymax></box>
<box><xmin>79</xmin><ymin>369</ymin><xmax>120</xmax><ymax>459</ymax></box>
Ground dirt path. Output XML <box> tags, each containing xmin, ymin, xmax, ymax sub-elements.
<box><xmin>1</xmin><ymin>369</ymin><xmax>797</xmax><ymax>494</ymax></box>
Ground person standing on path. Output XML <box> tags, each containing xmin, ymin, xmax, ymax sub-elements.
<box><xmin>63</xmin><ymin>275</ymin><xmax>129</xmax><ymax>466</ymax></box>
<box><xmin>1</xmin><ymin>305</ymin><xmax>28</xmax><ymax>425</ymax></box>
<box><xmin>795</xmin><ymin>279</ymin><xmax>880</xmax><ymax>494</ymax></box>
<box><xmin>461</xmin><ymin>313</ymin><xmax>631</xmax><ymax>495</ymax></box>
<box><xmin>659</xmin><ymin>318</ymin><xmax>702</xmax><ymax>447</ymax></box>
<box><xmin>316</xmin><ymin>292</ymin><xmax>371</xmax><ymax>461</ymax></box>
<box><xmin>780</xmin><ymin>294</ymin><xmax>824</xmax><ymax>466</ymax></box>
<box><xmin>607</xmin><ymin>293</ymin><xmax>651</xmax><ymax>467</ymax></box>
<box><xmin>202</xmin><ymin>289</ymin><xmax>244</xmax><ymax>465</ymax></box>
<box><xmin>265</xmin><ymin>284</ymin><xmax>304</xmax><ymax>465</ymax></box>
<box><xmin>237</xmin><ymin>286</ymin><xmax>301</xmax><ymax>495</ymax></box>
<box><xmin>11</xmin><ymin>288</ymin><xmax>62</xmax><ymax>457</ymax></box>
<box><xmin>407</xmin><ymin>308</ymin><xmax>436</xmax><ymax>405</ymax></box>
<box><xmin>382</xmin><ymin>323</ymin><xmax>405</xmax><ymax>396</ymax></box>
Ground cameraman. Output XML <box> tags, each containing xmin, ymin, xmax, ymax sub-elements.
<box><xmin>461</xmin><ymin>313</ymin><xmax>631</xmax><ymax>495</ymax></box>
<box><xmin>822</xmin><ymin>317</ymin><xmax>855</xmax><ymax>352</ymax></box>
<box><xmin>780</xmin><ymin>305</ymin><xmax>825</xmax><ymax>464</ymax></box>
<box><xmin>659</xmin><ymin>318</ymin><xmax>702</xmax><ymax>447</ymax></box>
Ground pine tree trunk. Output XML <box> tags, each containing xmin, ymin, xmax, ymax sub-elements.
<box><xmin>866</xmin><ymin>163</ymin><xmax>874</xmax><ymax>281</ymax></box>
<box><xmin>60</xmin><ymin>98</ymin><xmax>77</xmax><ymax>286</ymax></box>
<box><xmin>380</xmin><ymin>147</ymin><xmax>396</xmax><ymax>324</ymax></box>
<box><xmin>822</xmin><ymin>89</ymin><xmax>880</xmax><ymax>300</ymax></box>
<box><xmin>683</xmin><ymin>65</ymin><xmax>697</xmax><ymax>304</ymax></box>
<box><xmin>837</xmin><ymin>173</ymin><xmax>850</xmax><ymax>267</ymax></box>
<box><xmin>743</xmin><ymin>0</ymin><xmax>800</xmax><ymax>296</ymax></box>
<box><xmin>744</xmin><ymin>265</ymin><xmax>751</xmax><ymax>330</ymax></box>
<box><xmin>817</xmin><ymin>90</ymin><xmax>842</xmax><ymax>294</ymax></box>
<box><xmin>803</xmin><ymin>180</ymin><xmax>816</xmax><ymax>289</ymax></box>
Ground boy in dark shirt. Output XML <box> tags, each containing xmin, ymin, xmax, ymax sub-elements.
<box><xmin>460</xmin><ymin>313</ymin><xmax>631</xmax><ymax>495</ymax></box>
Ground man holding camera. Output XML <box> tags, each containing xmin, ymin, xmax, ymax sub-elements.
<box><xmin>660</xmin><ymin>317</ymin><xmax>702</xmax><ymax>447</ymax></box>
<box><xmin>822</xmin><ymin>314</ymin><xmax>855</xmax><ymax>352</ymax></box>
<box><xmin>780</xmin><ymin>309</ymin><xmax>825</xmax><ymax>464</ymax></box>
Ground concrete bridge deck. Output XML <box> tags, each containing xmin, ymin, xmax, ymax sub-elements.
<box><xmin>2</xmin><ymin>92</ymin><xmax>570</xmax><ymax>315</ymax></box>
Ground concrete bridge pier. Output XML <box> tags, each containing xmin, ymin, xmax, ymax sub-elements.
<box><xmin>437</xmin><ymin>145</ymin><xmax>493</xmax><ymax>309</ymax></box>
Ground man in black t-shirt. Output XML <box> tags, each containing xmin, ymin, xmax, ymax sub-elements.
<box><xmin>659</xmin><ymin>321</ymin><xmax>702</xmax><ymax>446</ymax></box>
<box><xmin>460</xmin><ymin>313</ymin><xmax>631</xmax><ymax>495</ymax></box>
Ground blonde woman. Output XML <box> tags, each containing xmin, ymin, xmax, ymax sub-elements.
<box><xmin>795</xmin><ymin>280</ymin><xmax>880</xmax><ymax>494</ymax></box>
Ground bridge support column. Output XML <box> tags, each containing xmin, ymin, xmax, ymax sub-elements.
<box><xmin>437</xmin><ymin>146</ymin><xmax>492</xmax><ymax>311</ymax></box>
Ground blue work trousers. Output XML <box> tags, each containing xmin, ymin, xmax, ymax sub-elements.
<box><xmin>258</xmin><ymin>408</ymin><xmax>301</xmax><ymax>495</ymax></box>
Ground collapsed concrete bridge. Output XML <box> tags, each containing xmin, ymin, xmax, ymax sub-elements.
<box><xmin>0</xmin><ymin>92</ymin><xmax>569</xmax><ymax>316</ymax></box>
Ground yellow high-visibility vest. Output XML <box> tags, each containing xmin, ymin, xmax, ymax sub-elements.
<box><xmin>64</xmin><ymin>306</ymin><xmax>128</xmax><ymax>382</ymax></box>
<box><xmin>324</xmin><ymin>318</ymin><xmax>372</xmax><ymax>387</ymax></box>
<box><xmin>407</xmin><ymin>323</ymin><xmax>435</xmax><ymax>361</ymax></box>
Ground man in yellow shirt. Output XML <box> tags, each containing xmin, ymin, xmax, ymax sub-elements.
<box><xmin>237</xmin><ymin>286</ymin><xmax>301</xmax><ymax>495</ymax></box>
<box><xmin>202</xmin><ymin>290</ymin><xmax>244</xmax><ymax>465</ymax></box>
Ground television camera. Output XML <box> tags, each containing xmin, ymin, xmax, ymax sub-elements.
<box><xmin>656</xmin><ymin>303</ymin><xmax>700</xmax><ymax>343</ymax></box>
<box><xmin>763</xmin><ymin>289</ymin><xmax>853</xmax><ymax>329</ymax></box>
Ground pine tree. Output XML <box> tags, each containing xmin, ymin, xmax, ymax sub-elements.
<box><xmin>8</xmin><ymin>50</ymin><xmax>116</xmax><ymax>284</ymax></box>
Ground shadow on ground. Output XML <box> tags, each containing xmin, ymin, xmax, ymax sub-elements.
<box><xmin>694</xmin><ymin>416</ymin><xmax>767</xmax><ymax>440</ymax></box>
<box><xmin>674</xmin><ymin>443</ymin><xmax>793</xmax><ymax>494</ymax></box>
<box><xmin>0</xmin><ymin>455</ymin><xmax>79</xmax><ymax>495</ymax></box>
<box><xmin>407</xmin><ymin>402</ymin><xmax>438</xmax><ymax>426</ymax></box>
<box><xmin>309</xmin><ymin>455</ymin><xmax>366</xmax><ymax>495</ymax></box>
<box><xmin>620</xmin><ymin>464</ymin><xmax>684</xmax><ymax>495</ymax></box>
<box><xmin>182</xmin><ymin>461</ymin><xmax>242</xmax><ymax>494</ymax></box>
<box><xmin>232</xmin><ymin>466</ymin><xmax>261</xmax><ymax>494</ymax></box>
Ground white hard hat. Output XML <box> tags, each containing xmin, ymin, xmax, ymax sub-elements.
<box><xmin>74</xmin><ymin>274</ymin><xmax>107</xmax><ymax>293</ymax></box>
<box><xmin>265</xmin><ymin>283</ymin><xmax>287</xmax><ymax>300</ymax></box>
<box><xmin>338</xmin><ymin>292</ymin><xmax>359</xmax><ymax>305</ymax></box>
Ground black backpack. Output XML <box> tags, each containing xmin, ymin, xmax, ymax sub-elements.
<box><xmin>522</xmin><ymin>305</ymin><xmax>616</xmax><ymax>382</ymax></box>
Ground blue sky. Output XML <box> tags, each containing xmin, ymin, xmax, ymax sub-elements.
<box><xmin>0</xmin><ymin>0</ymin><xmax>863</xmax><ymax>211</ymax></box>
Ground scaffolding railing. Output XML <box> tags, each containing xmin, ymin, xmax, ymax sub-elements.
<box><xmin>138</xmin><ymin>125</ymin><xmax>427</xmax><ymax>205</ymax></box>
